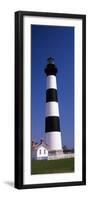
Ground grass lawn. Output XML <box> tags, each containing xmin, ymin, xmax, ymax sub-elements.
<box><xmin>31</xmin><ymin>158</ymin><xmax>74</xmax><ymax>174</ymax></box>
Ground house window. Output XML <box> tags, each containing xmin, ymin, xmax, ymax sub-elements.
<box><xmin>44</xmin><ymin>149</ymin><xmax>46</xmax><ymax>154</ymax></box>
<box><xmin>39</xmin><ymin>149</ymin><xmax>41</xmax><ymax>154</ymax></box>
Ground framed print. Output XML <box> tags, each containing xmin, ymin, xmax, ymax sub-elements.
<box><xmin>15</xmin><ymin>11</ymin><xmax>86</xmax><ymax>189</ymax></box>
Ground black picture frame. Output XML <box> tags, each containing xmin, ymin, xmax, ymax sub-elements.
<box><xmin>15</xmin><ymin>11</ymin><xmax>86</xmax><ymax>189</ymax></box>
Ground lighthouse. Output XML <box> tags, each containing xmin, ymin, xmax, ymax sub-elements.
<box><xmin>45</xmin><ymin>57</ymin><xmax>63</xmax><ymax>157</ymax></box>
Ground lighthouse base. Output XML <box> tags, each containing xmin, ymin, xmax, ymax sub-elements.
<box><xmin>46</xmin><ymin>131</ymin><xmax>62</xmax><ymax>150</ymax></box>
<box><xmin>48</xmin><ymin>150</ymin><xmax>64</xmax><ymax>160</ymax></box>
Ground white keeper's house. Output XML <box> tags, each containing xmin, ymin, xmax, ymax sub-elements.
<box><xmin>32</xmin><ymin>139</ymin><xmax>48</xmax><ymax>160</ymax></box>
<box><xmin>32</xmin><ymin>139</ymin><xmax>74</xmax><ymax>160</ymax></box>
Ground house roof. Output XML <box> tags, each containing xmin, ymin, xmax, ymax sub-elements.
<box><xmin>32</xmin><ymin>142</ymin><xmax>48</xmax><ymax>150</ymax></box>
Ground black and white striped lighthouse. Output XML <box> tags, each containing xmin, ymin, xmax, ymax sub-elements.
<box><xmin>45</xmin><ymin>57</ymin><xmax>63</xmax><ymax>153</ymax></box>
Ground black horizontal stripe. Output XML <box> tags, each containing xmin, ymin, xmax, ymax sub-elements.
<box><xmin>46</xmin><ymin>89</ymin><xmax>58</xmax><ymax>102</ymax></box>
<box><xmin>45</xmin><ymin>116</ymin><xmax>60</xmax><ymax>132</ymax></box>
<box><xmin>45</xmin><ymin>64</ymin><xmax>57</xmax><ymax>76</ymax></box>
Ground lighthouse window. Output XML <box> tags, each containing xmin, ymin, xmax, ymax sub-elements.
<box><xmin>44</xmin><ymin>149</ymin><xmax>46</xmax><ymax>154</ymax></box>
<box><xmin>39</xmin><ymin>149</ymin><xmax>41</xmax><ymax>154</ymax></box>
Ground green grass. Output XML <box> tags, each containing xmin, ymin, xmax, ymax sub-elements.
<box><xmin>31</xmin><ymin>158</ymin><xmax>74</xmax><ymax>174</ymax></box>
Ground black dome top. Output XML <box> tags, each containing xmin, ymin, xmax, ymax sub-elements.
<box><xmin>47</xmin><ymin>57</ymin><xmax>55</xmax><ymax>65</ymax></box>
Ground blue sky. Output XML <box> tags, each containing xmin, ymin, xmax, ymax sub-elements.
<box><xmin>31</xmin><ymin>24</ymin><xmax>74</xmax><ymax>148</ymax></box>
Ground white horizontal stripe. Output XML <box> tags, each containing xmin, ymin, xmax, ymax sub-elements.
<box><xmin>46</xmin><ymin>102</ymin><xmax>59</xmax><ymax>117</ymax></box>
<box><xmin>46</xmin><ymin>75</ymin><xmax>57</xmax><ymax>89</ymax></box>
<box><xmin>46</xmin><ymin>131</ymin><xmax>62</xmax><ymax>150</ymax></box>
